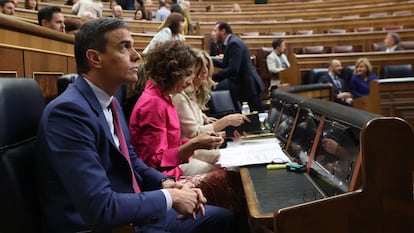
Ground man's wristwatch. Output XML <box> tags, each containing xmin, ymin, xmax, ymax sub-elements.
<box><xmin>160</xmin><ymin>176</ymin><xmax>176</xmax><ymax>186</ymax></box>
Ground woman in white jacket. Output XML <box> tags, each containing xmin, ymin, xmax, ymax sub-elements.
<box><xmin>72</xmin><ymin>0</ymin><xmax>103</xmax><ymax>18</ymax></box>
<box><xmin>142</xmin><ymin>12</ymin><xmax>185</xmax><ymax>55</ymax></box>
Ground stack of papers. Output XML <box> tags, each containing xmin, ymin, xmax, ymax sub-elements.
<box><xmin>217</xmin><ymin>137</ymin><xmax>291</xmax><ymax>168</ymax></box>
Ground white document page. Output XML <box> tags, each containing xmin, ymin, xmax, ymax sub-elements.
<box><xmin>217</xmin><ymin>137</ymin><xmax>291</xmax><ymax>168</ymax></box>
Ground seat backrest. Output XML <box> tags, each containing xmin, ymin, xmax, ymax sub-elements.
<box><xmin>400</xmin><ymin>41</ymin><xmax>414</xmax><ymax>50</ymax></box>
<box><xmin>331</xmin><ymin>45</ymin><xmax>353</xmax><ymax>53</ymax></box>
<box><xmin>353</xmin><ymin>27</ymin><xmax>374</xmax><ymax>32</ymax></box>
<box><xmin>372</xmin><ymin>42</ymin><xmax>385</xmax><ymax>51</ymax></box>
<box><xmin>302</xmin><ymin>46</ymin><xmax>324</xmax><ymax>54</ymax></box>
<box><xmin>381</xmin><ymin>64</ymin><xmax>414</xmax><ymax>79</ymax></box>
<box><xmin>326</xmin><ymin>28</ymin><xmax>346</xmax><ymax>34</ymax></box>
<box><xmin>58</xmin><ymin>74</ymin><xmax>126</xmax><ymax>105</ymax></box>
<box><xmin>382</xmin><ymin>25</ymin><xmax>404</xmax><ymax>31</ymax></box>
<box><xmin>207</xmin><ymin>90</ymin><xmax>236</xmax><ymax>118</ymax></box>
<box><xmin>268</xmin><ymin>31</ymin><xmax>286</xmax><ymax>36</ymax></box>
<box><xmin>0</xmin><ymin>78</ymin><xmax>45</xmax><ymax>233</ymax></box>
<box><xmin>306</xmin><ymin>68</ymin><xmax>329</xmax><ymax>84</ymax></box>
<box><xmin>295</xmin><ymin>30</ymin><xmax>313</xmax><ymax>35</ymax></box>
<box><xmin>256</xmin><ymin>47</ymin><xmax>273</xmax><ymax>94</ymax></box>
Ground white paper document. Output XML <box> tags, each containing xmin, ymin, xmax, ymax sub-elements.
<box><xmin>217</xmin><ymin>137</ymin><xmax>291</xmax><ymax>168</ymax></box>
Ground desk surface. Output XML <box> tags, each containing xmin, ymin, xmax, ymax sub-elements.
<box><xmin>240</xmin><ymin>165</ymin><xmax>325</xmax><ymax>228</ymax></box>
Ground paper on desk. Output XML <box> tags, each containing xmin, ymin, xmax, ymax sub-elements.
<box><xmin>217</xmin><ymin>137</ymin><xmax>290</xmax><ymax>168</ymax></box>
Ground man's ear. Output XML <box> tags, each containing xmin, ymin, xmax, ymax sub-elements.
<box><xmin>41</xmin><ymin>19</ymin><xmax>48</xmax><ymax>27</ymax></box>
<box><xmin>86</xmin><ymin>49</ymin><xmax>102</xmax><ymax>68</ymax></box>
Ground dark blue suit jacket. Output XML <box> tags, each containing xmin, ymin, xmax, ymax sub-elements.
<box><xmin>212</xmin><ymin>35</ymin><xmax>264</xmax><ymax>102</ymax></box>
<box><xmin>318</xmin><ymin>73</ymin><xmax>350</xmax><ymax>105</ymax></box>
<box><xmin>36</xmin><ymin>76</ymin><xmax>168</xmax><ymax>232</ymax></box>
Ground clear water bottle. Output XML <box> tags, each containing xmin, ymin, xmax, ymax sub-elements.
<box><xmin>241</xmin><ymin>102</ymin><xmax>250</xmax><ymax>114</ymax></box>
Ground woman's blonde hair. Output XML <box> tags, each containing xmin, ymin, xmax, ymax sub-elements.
<box><xmin>354</xmin><ymin>57</ymin><xmax>373</xmax><ymax>76</ymax></box>
<box><xmin>185</xmin><ymin>49</ymin><xmax>217</xmax><ymax>110</ymax></box>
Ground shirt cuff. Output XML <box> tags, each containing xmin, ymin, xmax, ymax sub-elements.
<box><xmin>161</xmin><ymin>189</ymin><xmax>172</xmax><ymax>211</ymax></box>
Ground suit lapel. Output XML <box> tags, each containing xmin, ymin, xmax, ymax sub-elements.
<box><xmin>74</xmin><ymin>76</ymin><xmax>118</xmax><ymax>147</ymax></box>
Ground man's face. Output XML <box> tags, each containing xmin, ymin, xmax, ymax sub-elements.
<box><xmin>1</xmin><ymin>2</ymin><xmax>15</xmax><ymax>15</ymax></box>
<box><xmin>96</xmin><ymin>28</ymin><xmax>141</xmax><ymax>85</ymax></box>
<box><xmin>213</xmin><ymin>24</ymin><xmax>224</xmax><ymax>45</ymax></box>
<box><xmin>330</xmin><ymin>60</ymin><xmax>343</xmax><ymax>76</ymax></box>
<box><xmin>276</xmin><ymin>41</ymin><xmax>286</xmax><ymax>54</ymax></box>
<box><xmin>384</xmin><ymin>34</ymin><xmax>395</xmax><ymax>48</ymax></box>
<box><xmin>113</xmin><ymin>6</ymin><xmax>123</xmax><ymax>18</ymax></box>
<box><xmin>43</xmin><ymin>12</ymin><xmax>65</xmax><ymax>32</ymax></box>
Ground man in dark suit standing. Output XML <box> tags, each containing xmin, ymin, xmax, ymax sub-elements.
<box><xmin>36</xmin><ymin>17</ymin><xmax>235</xmax><ymax>233</ymax></box>
<box><xmin>318</xmin><ymin>59</ymin><xmax>353</xmax><ymax>106</ymax></box>
<box><xmin>381</xmin><ymin>32</ymin><xmax>405</xmax><ymax>52</ymax></box>
<box><xmin>212</xmin><ymin>22</ymin><xmax>265</xmax><ymax>112</ymax></box>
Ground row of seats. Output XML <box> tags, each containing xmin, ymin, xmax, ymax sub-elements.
<box><xmin>301</xmin><ymin>41</ymin><xmax>414</xmax><ymax>54</ymax></box>
<box><xmin>239</xmin><ymin>25</ymin><xmax>406</xmax><ymax>36</ymax></box>
<box><xmin>306</xmin><ymin>64</ymin><xmax>414</xmax><ymax>84</ymax></box>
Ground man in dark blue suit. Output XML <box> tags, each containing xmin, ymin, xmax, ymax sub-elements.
<box><xmin>318</xmin><ymin>59</ymin><xmax>353</xmax><ymax>106</ymax></box>
<box><xmin>212</xmin><ymin>22</ymin><xmax>265</xmax><ymax>112</ymax></box>
<box><xmin>36</xmin><ymin>18</ymin><xmax>235</xmax><ymax>233</ymax></box>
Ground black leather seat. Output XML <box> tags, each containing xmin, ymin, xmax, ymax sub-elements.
<box><xmin>381</xmin><ymin>64</ymin><xmax>414</xmax><ymax>79</ymax></box>
<box><xmin>306</xmin><ymin>68</ymin><xmax>328</xmax><ymax>84</ymax></box>
<box><xmin>57</xmin><ymin>74</ymin><xmax>130</xmax><ymax>119</ymax></box>
<box><xmin>0</xmin><ymin>78</ymin><xmax>45</xmax><ymax>233</ymax></box>
<box><xmin>57</xmin><ymin>74</ymin><xmax>126</xmax><ymax>103</ymax></box>
<box><xmin>207</xmin><ymin>90</ymin><xmax>237</xmax><ymax>118</ymax></box>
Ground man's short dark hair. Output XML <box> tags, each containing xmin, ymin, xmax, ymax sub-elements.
<box><xmin>38</xmin><ymin>6</ymin><xmax>61</xmax><ymax>25</ymax></box>
<box><xmin>217</xmin><ymin>22</ymin><xmax>233</xmax><ymax>34</ymax></box>
<box><xmin>0</xmin><ymin>0</ymin><xmax>15</xmax><ymax>7</ymax></box>
<box><xmin>74</xmin><ymin>18</ymin><xmax>129</xmax><ymax>74</ymax></box>
<box><xmin>272</xmin><ymin>38</ymin><xmax>284</xmax><ymax>49</ymax></box>
<box><xmin>388</xmin><ymin>32</ymin><xmax>400</xmax><ymax>44</ymax></box>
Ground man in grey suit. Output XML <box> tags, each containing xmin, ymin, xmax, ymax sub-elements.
<box><xmin>212</xmin><ymin>22</ymin><xmax>265</xmax><ymax>112</ymax></box>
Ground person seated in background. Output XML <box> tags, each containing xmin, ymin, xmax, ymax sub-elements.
<box><xmin>142</xmin><ymin>12</ymin><xmax>185</xmax><ymax>54</ymax></box>
<box><xmin>318</xmin><ymin>59</ymin><xmax>353</xmax><ymax>106</ymax></box>
<box><xmin>36</xmin><ymin>17</ymin><xmax>235</xmax><ymax>233</ymax></box>
<box><xmin>112</xmin><ymin>5</ymin><xmax>124</xmax><ymax>19</ymax></box>
<box><xmin>205</xmin><ymin>4</ymin><xmax>214</xmax><ymax>12</ymax></box>
<box><xmin>172</xmin><ymin>49</ymin><xmax>249</xmax><ymax>173</ymax></box>
<box><xmin>108</xmin><ymin>0</ymin><xmax>117</xmax><ymax>9</ymax></box>
<box><xmin>72</xmin><ymin>0</ymin><xmax>103</xmax><ymax>18</ymax></box>
<box><xmin>266</xmin><ymin>38</ymin><xmax>291</xmax><ymax>91</ymax></box>
<box><xmin>80</xmin><ymin>10</ymin><xmax>97</xmax><ymax>24</ymax></box>
<box><xmin>157</xmin><ymin>3</ymin><xmax>191</xmax><ymax>35</ymax></box>
<box><xmin>381</xmin><ymin>32</ymin><xmax>404</xmax><ymax>52</ymax></box>
<box><xmin>231</xmin><ymin>3</ymin><xmax>241</xmax><ymax>13</ymax></box>
<box><xmin>349</xmin><ymin>57</ymin><xmax>378</xmax><ymax>98</ymax></box>
<box><xmin>134</xmin><ymin>7</ymin><xmax>147</xmax><ymax>20</ymax></box>
<box><xmin>179</xmin><ymin>0</ymin><xmax>193</xmax><ymax>35</ymax></box>
<box><xmin>38</xmin><ymin>6</ymin><xmax>66</xmax><ymax>33</ymax></box>
<box><xmin>155</xmin><ymin>0</ymin><xmax>170</xmax><ymax>21</ymax></box>
<box><xmin>0</xmin><ymin>0</ymin><xmax>15</xmax><ymax>15</ymax></box>
<box><xmin>24</xmin><ymin>0</ymin><xmax>37</xmax><ymax>10</ymax></box>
